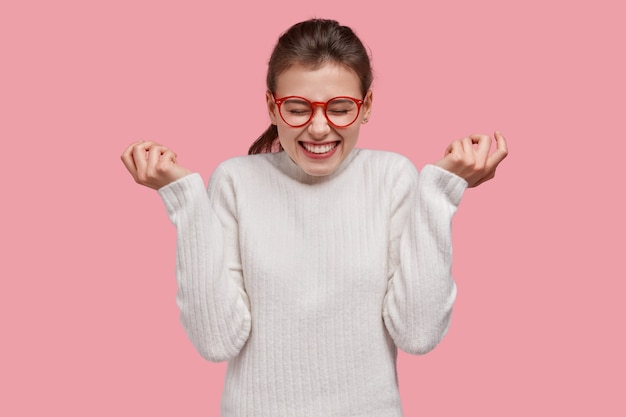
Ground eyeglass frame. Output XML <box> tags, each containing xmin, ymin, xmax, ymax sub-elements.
<box><xmin>272</xmin><ymin>93</ymin><xmax>365</xmax><ymax>128</ymax></box>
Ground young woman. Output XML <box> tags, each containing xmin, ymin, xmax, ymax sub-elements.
<box><xmin>121</xmin><ymin>18</ymin><xmax>507</xmax><ymax>417</ymax></box>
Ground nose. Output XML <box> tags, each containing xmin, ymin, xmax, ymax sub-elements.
<box><xmin>307</xmin><ymin>105</ymin><xmax>331</xmax><ymax>139</ymax></box>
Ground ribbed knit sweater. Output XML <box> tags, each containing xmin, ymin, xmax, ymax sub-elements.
<box><xmin>158</xmin><ymin>149</ymin><xmax>467</xmax><ymax>417</ymax></box>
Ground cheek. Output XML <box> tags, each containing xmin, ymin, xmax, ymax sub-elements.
<box><xmin>276</xmin><ymin>126</ymin><xmax>298</xmax><ymax>149</ymax></box>
<box><xmin>344</xmin><ymin>126</ymin><xmax>361</xmax><ymax>143</ymax></box>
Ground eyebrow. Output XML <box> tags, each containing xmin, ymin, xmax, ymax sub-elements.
<box><xmin>282</xmin><ymin>97</ymin><xmax>357</xmax><ymax>105</ymax></box>
<box><xmin>284</xmin><ymin>98</ymin><xmax>309</xmax><ymax>104</ymax></box>
<box><xmin>328</xmin><ymin>98</ymin><xmax>354</xmax><ymax>104</ymax></box>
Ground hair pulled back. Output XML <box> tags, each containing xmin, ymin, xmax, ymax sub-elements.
<box><xmin>248</xmin><ymin>18</ymin><xmax>373</xmax><ymax>155</ymax></box>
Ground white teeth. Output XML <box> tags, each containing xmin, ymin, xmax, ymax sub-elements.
<box><xmin>302</xmin><ymin>142</ymin><xmax>337</xmax><ymax>154</ymax></box>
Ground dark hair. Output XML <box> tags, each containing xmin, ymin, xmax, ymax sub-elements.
<box><xmin>248</xmin><ymin>18</ymin><xmax>373</xmax><ymax>155</ymax></box>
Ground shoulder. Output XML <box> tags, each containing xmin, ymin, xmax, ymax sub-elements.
<box><xmin>214</xmin><ymin>153</ymin><xmax>275</xmax><ymax>173</ymax></box>
<box><xmin>356</xmin><ymin>148</ymin><xmax>415</xmax><ymax>167</ymax></box>
<box><xmin>351</xmin><ymin>150</ymin><xmax>422</xmax><ymax>203</ymax></box>
<box><xmin>210</xmin><ymin>153</ymin><xmax>278</xmax><ymax>183</ymax></box>
<box><xmin>353</xmin><ymin>148</ymin><xmax>418</xmax><ymax>179</ymax></box>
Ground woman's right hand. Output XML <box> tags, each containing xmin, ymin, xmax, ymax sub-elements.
<box><xmin>121</xmin><ymin>140</ymin><xmax>191</xmax><ymax>190</ymax></box>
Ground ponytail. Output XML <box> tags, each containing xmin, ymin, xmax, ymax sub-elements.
<box><xmin>248</xmin><ymin>124</ymin><xmax>281</xmax><ymax>155</ymax></box>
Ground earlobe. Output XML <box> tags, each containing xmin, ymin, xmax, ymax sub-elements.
<box><xmin>266</xmin><ymin>91</ymin><xmax>278</xmax><ymax>125</ymax></box>
<box><xmin>362</xmin><ymin>90</ymin><xmax>373</xmax><ymax>124</ymax></box>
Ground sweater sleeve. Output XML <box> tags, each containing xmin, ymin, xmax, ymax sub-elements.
<box><xmin>158</xmin><ymin>168</ymin><xmax>251</xmax><ymax>362</ymax></box>
<box><xmin>382</xmin><ymin>162</ymin><xmax>467</xmax><ymax>355</ymax></box>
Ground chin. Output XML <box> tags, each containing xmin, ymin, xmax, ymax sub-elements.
<box><xmin>294</xmin><ymin>141</ymin><xmax>347</xmax><ymax>176</ymax></box>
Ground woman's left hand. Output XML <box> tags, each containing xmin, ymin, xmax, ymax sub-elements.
<box><xmin>433</xmin><ymin>131</ymin><xmax>508</xmax><ymax>188</ymax></box>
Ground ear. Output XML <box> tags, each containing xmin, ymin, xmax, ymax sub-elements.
<box><xmin>266</xmin><ymin>91</ymin><xmax>278</xmax><ymax>125</ymax></box>
<box><xmin>361</xmin><ymin>90</ymin><xmax>373</xmax><ymax>124</ymax></box>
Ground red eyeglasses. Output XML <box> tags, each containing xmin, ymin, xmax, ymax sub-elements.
<box><xmin>273</xmin><ymin>94</ymin><xmax>364</xmax><ymax>128</ymax></box>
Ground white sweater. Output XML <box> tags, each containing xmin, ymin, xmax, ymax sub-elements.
<box><xmin>158</xmin><ymin>149</ymin><xmax>467</xmax><ymax>417</ymax></box>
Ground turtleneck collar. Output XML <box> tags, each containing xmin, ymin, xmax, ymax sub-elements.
<box><xmin>270</xmin><ymin>149</ymin><xmax>361</xmax><ymax>185</ymax></box>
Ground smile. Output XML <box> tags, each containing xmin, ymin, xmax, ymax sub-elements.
<box><xmin>300</xmin><ymin>141</ymin><xmax>339</xmax><ymax>154</ymax></box>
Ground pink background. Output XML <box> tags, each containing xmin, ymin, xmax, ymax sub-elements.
<box><xmin>2</xmin><ymin>0</ymin><xmax>624</xmax><ymax>415</ymax></box>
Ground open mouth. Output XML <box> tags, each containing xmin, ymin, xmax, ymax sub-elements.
<box><xmin>299</xmin><ymin>141</ymin><xmax>339</xmax><ymax>155</ymax></box>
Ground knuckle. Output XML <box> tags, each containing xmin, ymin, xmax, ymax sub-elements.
<box><xmin>156</xmin><ymin>164</ymin><xmax>169</xmax><ymax>175</ymax></box>
<box><xmin>138</xmin><ymin>169</ymin><xmax>156</xmax><ymax>184</ymax></box>
<box><xmin>145</xmin><ymin>167</ymin><xmax>158</xmax><ymax>180</ymax></box>
<box><xmin>449</xmin><ymin>153</ymin><xmax>463</xmax><ymax>163</ymax></box>
<box><xmin>136</xmin><ymin>172</ymin><xmax>147</xmax><ymax>183</ymax></box>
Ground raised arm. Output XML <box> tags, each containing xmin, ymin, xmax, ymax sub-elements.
<box><xmin>383</xmin><ymin>131</ymin><xmax>507</xmax><ymax>354</ymax></box>
<box><xmin>383</xmin><ymin>161</ymin><xmax>467</xmax><ymax>355</ymax></box>
<box><xmin>121</xmin><ymin>141</ymin><xmax>251</xmax><ymax>362</ymax></box>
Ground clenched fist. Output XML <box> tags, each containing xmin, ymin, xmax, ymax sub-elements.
<box><xmin>121</xmin><ymin>140</ymin><xmax>191</xmax><ymax>190</ymax></box>
<box><xmin>434</xmin><ymin>131</ymin><xmax>508</xmax><ymax>188</ymax></box>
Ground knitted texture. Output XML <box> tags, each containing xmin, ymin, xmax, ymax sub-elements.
<box><xmin>158</xmin><ymin>149</ymin><xmax>467</xmax><ymax>417</ymax></box>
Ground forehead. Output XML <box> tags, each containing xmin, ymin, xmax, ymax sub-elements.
<box><xmin>275</xmin><ymin>62</ymin><xmax>362</xmax><ymax>100</ymax></box>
